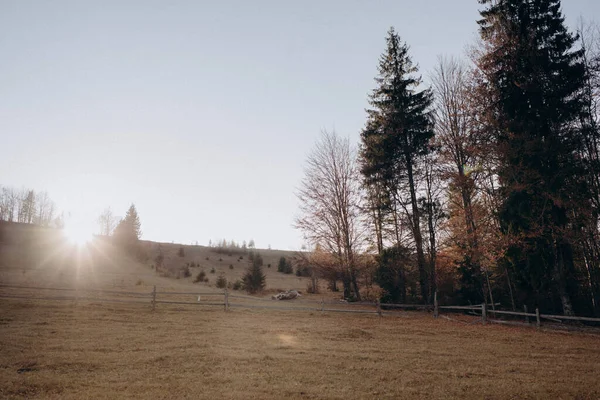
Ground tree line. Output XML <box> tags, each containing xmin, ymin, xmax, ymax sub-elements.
<box><xmin>296</xmin><ymin>1</ymin><xmax>600</xmax><ymax>316</ymax></box>
<box><xmin>0</xmin><ymin>185</ymin><xmax>62</xmax><ymax>228</ymax></box>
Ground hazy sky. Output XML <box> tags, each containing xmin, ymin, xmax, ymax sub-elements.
<box><xmin>1</xmin><ymin>0</ymin><xmax>598</xmax><ymax>250</ymax></box>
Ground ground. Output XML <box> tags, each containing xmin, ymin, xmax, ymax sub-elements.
<box><xmin>1</xmin><ymin>300</ymin><xmax>599</xmax><ymax>399</ymax></box>
<box><xmin>1</xmin><ymin>222</ymin><xmax>600</xmax><ymax>399</ymax></box>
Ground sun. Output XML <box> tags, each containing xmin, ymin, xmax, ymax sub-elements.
<box><xmin>63</xmin><ymin>225</ymin><xmax>93</xmax><ymax>246</ymax></box>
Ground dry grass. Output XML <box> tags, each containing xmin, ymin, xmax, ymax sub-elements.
<box><xmin>1</xmin><ymin>299</ymin><xmax>599</xmax><ymax>399</ymax></box>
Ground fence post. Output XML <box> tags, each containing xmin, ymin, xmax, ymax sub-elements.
<box><xmin>433</xmin><ymin>291</ymin><xmax>439</xmax><ymax>319</ymax></box>
<box><xmin>535</xmin><ymin>307</ymin><xmax>541</xmax><ymax>330</ymax></box>
<box><xmin>524</xmin><ymin>305</ymin><xmax>529</xmax><ymax>324</ymax></box>
<box><xmin>376</xmin><ymin>299</ymin><xmax>382</xmax><ymax>318</ymax></box>
<box><xmin>224</xmin><ymin>289</ymin><xmax>229</xmax><ymax>312</ymax></box>
<box><xmin>151</xmin><ymin>285</ymin><xmax>156</xmax><ymax>311</ymax></box>
<box><xmin>481</xmin><ymin>302</ymin><xmax>487</xmax><ymax>325</ymax></box>
<box><xmin>321</xmin><ymin>298</ymin><xmax>324</xmax><ymax>313</ymax></box>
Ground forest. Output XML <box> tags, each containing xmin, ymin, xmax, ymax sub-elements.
<box><xmin>295</xmin><ymin>0</ymin><xmax>600</xmax><ymax>316</ymax></box>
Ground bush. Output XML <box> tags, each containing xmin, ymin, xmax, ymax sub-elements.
<box><xmin>204</xmin><ymin>277</ymin><xmax>209</xmax><ymax>283</ymax></box>
<box><xmin>216</xmin><ymin>274</ymin><xmax>227</xmax><ymax>289</ymax></box>
<box><xmin>194</xmin><ymin>270</ymin><xmax>206</xmax><ymax>283</ymax></box>
<box><xmin>218</xmin><ymin>258</ymin><xmax>223</xmax><ymax>262</ymax></box>
<box><xmin>296</xmin><ymin>265</ymin><xmax>311</xmax><ymax>277</ymax></box>
<box><xmin>229</xmin><ymin>264</ymin><xmax>234</xmax><ymax>270</ymax></box>
<box><xmin>232</xmin><ymin>280</ymin><xmax>243</xmax><ymax>291</ymax></box>
<box><xmin>181</xmin><ymin>265</ymin><xmax>191</xmax><ymax>278</ymax></box>
<box><xmin>278</xmin><ymin>257</ymin><xmax>293</xmax><ymax>274</ymax></box>
<box><xmin>178</xmin><ymin>246</ymin><xmax>185</xmax><ymax>257</ymax></box>
<box><xmin>267</xmin><ymin>263</ymin><xmax>271</xmax><ymax>268</ymax></box>
<box><xmin>210</xmin><ymin>267</ymin><xmax>216</xmax><ymax>274</ymax></box>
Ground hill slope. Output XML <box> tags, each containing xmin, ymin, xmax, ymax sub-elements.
<box><xmin>0</xmin><ymin>222</ymin><xmax>309</xmax><ymax>295</ymax></box>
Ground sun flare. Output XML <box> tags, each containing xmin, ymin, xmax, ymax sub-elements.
<box><xmin>63</xmin><ymin>225</ymin><xmax>93</xmax><ymax>246</ymax></box>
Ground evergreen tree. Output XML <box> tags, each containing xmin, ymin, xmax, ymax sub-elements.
<box><xmin>277</xmin><ymin>256</ymin><xmax>293</xmax><ymax>274</ymax></box>
<box><xmin>360</xmin><ymin>27</ymin><xmax>434</xmax><ymax>303</ymax></box>
<box><xmin>243</xmin><ymin>251</ymin><xmax>266</xmax><ymax>293</ymax></box>
<box><xmin>113</xmin><ymin>204</ymin><xmax>142</xmax><ymax>252</ymax></box>
<box><xmin>477</xmin><ymin>0</ymin><xmax>589</xmax><ymax>314</ymax></box>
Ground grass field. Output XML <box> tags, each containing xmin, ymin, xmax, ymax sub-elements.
<box><xmin>1</xmin><ymin>223</ymin><xmax>600</xmax><ymax>399</ymax></box>
<box><xmin>1</xmin><ymin>299</ymin><xmax>599</xmax><ymax>399</ymax></box>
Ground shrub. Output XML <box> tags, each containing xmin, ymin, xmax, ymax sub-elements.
<box><xmin>205</xmin><ymin>257</ymin><xmax>209</xmax><ymax>260</ymax></box>
<box><xmin>154</xmin><ymin>253</ymin><xmax>164</xmax><ymax>269</ymax></box>
<box><xmin>194</xmin><ymin>270</ymin><xmax>206</xmax><ymax>283</ymax></box>
<box><xmin>210</xmin><ymin>267</ymin><xmax>216</xmax><ymax>274</ymax></box>
<box><xmin>136</xmin><ymin>279</ymin><xmax>143</xmax><ymax>286</ymax></box>
<box><xmin>204</xmin><ymin>277</ymin><xmax>209</xmax><ymax>283</ymax></box>
<box><xmin>277</xmin><ymin>257</ymin><xmax>293</xmax><ymax>274</ymax></box>
<box><xmin>229</xmin><ymin>264</ymin><xmax>234</xmax><ymax>270</ymax></box>
<box><xmin>178</xmin><ymin>246</ymin><xmax>185</xmax><ymax>257</ymax></box>
<box><xmin>296</xmin><ymin>265</ymin><xmax>311</xmax><ymax>277</ymax></box>
<box><xmin>181</xmin><ymin>265</ymin><xmax>191</xmax><ymax>278</ymax></box>
<box><xmin>267</xmin><ymin>263</ymin><xmax>271</xmax><ymax>268</ymax></box>
<box><xmin>216</xmin><ymin>274</ymin><xmax>227</xmax><ymax>289</ymax></box>
<box><xmin>218</xmin><ymin>258</ymin><xmax>223</xmax><ymax>262</ymax></box>
<box><xmin>306</xmin><ymin>281</ymin><xmax>317</xmax><ymax>294</ymax></box>
<box><xmin>232</xmin><ymin>280</ymin><xmax>243</xmax><ymax>291</ymax></box>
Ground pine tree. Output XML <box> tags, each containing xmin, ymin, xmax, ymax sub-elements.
<box><xmin>360</xmin><ymin>27</ymin><xmax>434</xmax><ymax>303</ymax></box>
<box><xmin>113</xmin><ymin>204</ymin><xmax>142</xmax><ymax>252</ymax></box>
<box><xmin>477</xmin><ymin>0</ymin><xmax>589</xmax><ymax>314</ymax></box>
<box><xmin>243</xmin><ymin>251</ymin><xmax>266</xmax><ymax>293</ymax></box>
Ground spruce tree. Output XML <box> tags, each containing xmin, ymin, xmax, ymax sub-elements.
<box><xmin>243</xmin><ymin>251</ymin><xmax>266</xmax><ymax>294</ymax></box>
<box><xmin>113</xmin><ymin>204</ymin><xmax>142</xmax><ymax>252</ymax></box>
<box><xmin>360</xmin><ymin>27</ymin><xmax>434</xmax><ymax>303</ymax></box>
<box><xmin>477</xmin><ymin>0</ymin><xmax>589</xmax><ymax>314</ymax></box>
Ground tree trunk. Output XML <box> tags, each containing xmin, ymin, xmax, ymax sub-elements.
<box><xmin>405</xmin><ymin>157</ymin><xmax>429</xmax><ymax>303</ymax></box>
<box><xmin>392</xmin><ymin>209</ymin><xmax>407</xmax><ymax>303</ymax></box>
<box><xmin>554</xmin><ymin>240</ymin><xmax>574</xmax><ymax>316</ymax></box>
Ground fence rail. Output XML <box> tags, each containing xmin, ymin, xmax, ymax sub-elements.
<box><xmin>1</xmin><ymin>284</ymin><xmax>599</xmax><ymax>328</ymax></box>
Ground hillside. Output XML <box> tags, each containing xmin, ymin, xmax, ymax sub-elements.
<box><xmin>139</xmin><ymin>240</ymin><xmax>307</xmax><ymax>293</ymax></box>
<box><xmin>0</xmin><ymin>222</ymin><xmax>311</xmax><ymax>295</ymax></box>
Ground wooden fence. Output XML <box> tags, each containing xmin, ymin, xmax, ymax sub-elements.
<box><xmin>1</xmin><ymin>284</ymin><xmax>599</xmax><ymax>329</ymax></box>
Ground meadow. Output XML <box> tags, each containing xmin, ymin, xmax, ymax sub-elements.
<box><xmin>1</xmin><ymin>223</ymin><xmax>600</xmax><ymax>399</ymax></box>
<box><xmin>1</xmin><ymin>298</ymin><xmax>600</xmax><ymax>399</ymax></box>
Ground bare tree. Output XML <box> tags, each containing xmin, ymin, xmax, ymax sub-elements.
<box><xmin>295</xmin><ymin>130</ymin><xmax>365</xmax><ymax>300</ymax></box>
<box><xmin>34</xmin><ymin>191</ymin><xmax>55</xmax><ymax>227</ymax></box>
<box><xmin>577</xmin><ymin>19</ymin><xmax>600</xmax><ymax>313</ymax></box>
<box><xmin>97</xmin><ymin>207</ymin><xmax>118</xmax><ymax>236</ymax></box>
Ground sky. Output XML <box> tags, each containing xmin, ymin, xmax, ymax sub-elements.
<box><xmin>1</xmin><ymin>0</ymin><xmax>598</xmax><ymax>250</ymax></box>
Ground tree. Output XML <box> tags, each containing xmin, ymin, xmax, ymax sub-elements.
<box><xmin>113</xmin><ymin>204</ymin><xmax>142</xmax><ymax>252</ymax></box>
<box><xmin>34</xmin><ymin>191</ymin><xmax>55</xmax><ymax>227</ymax></box>
<box><xmin>97</xmin><ymin>207</ymin><xmax>118</xmax><ymax>236</ymax></box>
<box><xmin>243</xmin><ymin>251</ymin><xmax>266</xmax><ymax>294</ymax></box>
<box><xmin>18</xmin><ymin>189</ymin><xmax>36</xmax><ymax>224</ymax></box>
<box><xmin>360</xmin><ymin>28</ymin><xmax>434</xmax><ymax>303</ymax></box>
<box><xmin>431</xmin><ymin>56</ymin><xmax>489</xmax><ymax>304</ymax></box>
<box><xmin>477</xmin><ymin>0</ymin><xmax>590</xmax><ymax>314</ymax></box>
<box><xmin>296</xmin><ymin>130</ymin><xmax>364</xmax><ymax>300</ymax></box>
<box><xmin>375</xmin><ymin>244</ymin><xmax>412</xmax><ymax>304</ymax></box>
<box><xmin>577</xmin><ymin>19</ymin><xmax>600</xmax><ymax>314</ymax></box>
<box><xmin>178</xmin><ymin>246</ymin><xmax>185</xmax><ymax>257</ymax></box>
<box><xmin>277</xmin><ymin>256</ymin><xmax>293</xmax><ymax>274</ymax></box>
